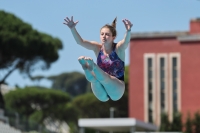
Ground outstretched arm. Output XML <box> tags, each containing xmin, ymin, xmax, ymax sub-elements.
<box><xmin>116</xmin><ymin>19</ymin><xmax>133</xmax><ymax>50</ymax></box>
<box><xmin>63</xmin><ymin>16</ymin><xmax>100</xmax><ymax>51</ymax></box>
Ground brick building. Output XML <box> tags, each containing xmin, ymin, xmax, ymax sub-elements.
<box><xmin>129</xmin><ymin>18</ymin><xmax>200</xmax><ymax>126</ymax></box>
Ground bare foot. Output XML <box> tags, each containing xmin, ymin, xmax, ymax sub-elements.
<box><xmin>85</xmin><ymin>57</ymin><xmax>94</xmax><ymax>71</ymax></box>
<box><xmin>78</xmin><ymin>56</ymin><xmax>88</xmax><ymax>70</ymax></box>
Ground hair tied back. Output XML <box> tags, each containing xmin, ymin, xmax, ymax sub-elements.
<box><xmin>111</xmin><ymin>17</ymin><xmax>117</xmax><ymax>29</ymax></box>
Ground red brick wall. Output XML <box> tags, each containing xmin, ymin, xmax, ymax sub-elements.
<box><xmin>190</xmin><ymin>19</ymin><xmax>200</xmax><ymax>34</ymax></box>
<box><xmin>128</xmin><ymin>37</ymin><xmax>200</xmax><ymax>122</ymax></box>
<box><xmin>181</xmin><ymin>41</ymin><xmax>200</xmax><ymax>120</ymax></box>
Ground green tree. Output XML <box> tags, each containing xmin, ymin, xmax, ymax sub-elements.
<box><xmin>31</xmin><ymin>75</ymin><xmax>45</xmax><ymax>86</ymax></box>
<box><xmin>193</xmin><ymin>111</ymin><xmax>200</xmax><ymax>133</ymax></box>
<box><xmin>184</xmin><ymin>113</ymin><xmax>193</xmax><ymax>133</ymax></box>
<box><xmin>124</xmin><ymin>65</ymin><xmax>129</xmax><ymax>84</ymax></box>
<box><xmin>4</xmin><ymin>87</ymin><xmax>77</xmax><ymax>123</ymax></box>
<box><xmin>48</xmin><ymin>71</ymin><xmax>89</xmax><ymax>97</ymax></box>
<box><xmin>72</xmin><ymin>93</ymin><xmax>110</xmax><ymax>118</ymax></box>
<box><xmin>72</xmin><ymin>92</ymin><xmax>128</xmax><ymax>119</ymax></box>
<box><xmin>171</xmin><ymin>112</ymin><xmax>182</xmax><ymax>131</ymax></box>
<box><xmin>0</xmin><ymin>10</ymin><xmax>63</xmax><ymax>108</ymax></box>
<box><xmin>160</xmin><ymin>112</ymin><xmax>171</xmax><ymax>131</ymax></box>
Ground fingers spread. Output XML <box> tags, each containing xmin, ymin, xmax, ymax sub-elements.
<box><xmin>64</xmin><ymin>19</ymin><xmax>69</xmax><ymax>23</ymax></box>
<box><xmin>122</xmin><ymin>19</ymin><xmax>133</xmax><ymax>27</ymax></box>
<box><xmin>122</xmin><ymin>19</ymin><xmax>128</xmax><ymax>24</ymax></box>
<box><xmin>126</xmin><ymin>19</ymin><xmax>132</xmax><ymax>25</ymax></box>
<box><xmin>66</xmin><ymin>17</ymin><xmax>70</xmax><ymax>21</ymax></box>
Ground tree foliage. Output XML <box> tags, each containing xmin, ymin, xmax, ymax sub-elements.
<box><xmin>0</xmin><ymin>10</ymin><xmax>63</xmax><ymax>83</ymax></box>
<box><xmin>183</xmin><ymin>111</ymin><xmax>200</xmax><ymax>133</ymax></box>
<box><xmin>72</xmin><ymin>93</ymin><xmax>110</xmax><ymax>118</ymax></box>
<box><xmin>159</xmin><ymin>112</ymin><xmax>182</xmax><ymax>132</ymax></box>
<box><xmin>4</xmin><ymin>87</ymin><xmax>77</xmax><ymax>123</ymax></box>
<box><xmin>72</xmin><ymin>91</ymin><xmax>128</xmax><ymax>118</ymax></box>
<box><xmin>185</xmin><ymin>113</ymin><xmax>193</xmax><ymax>133</ymax></box>
<box><xmin>0</xmin><ymin>10</ymin><xmax>63</xmax><ymax>108</ymax></box>
<box><xmin>124</xmin><ymin>65</ymin><xmax>129</xmax><ymax>84</ymax></box>
<box><xmin>171</xmin><ymin>112</ymin><xmax>182</xmax><ymax>131</ymax></box>
<box><xmin>193</xmin><ymin>111</ymin><xmax>200</xmax><ymax>133</ymax></box>
<box><xmin>48</xmin><ymin>71</ymin><xmax>90</xmax><ymax>97</ymax></box>
<box><xmin>159</xmin><ymin>111</ymin><xmax>200</xmax><ymax>133</ymax></box>
<box><xmin>160</xmin><ymin>112</ymin><xmax>171</xmax><ymax>131</ymax></box>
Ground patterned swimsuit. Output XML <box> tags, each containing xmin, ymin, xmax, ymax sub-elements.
<box><xmin>97</xmin><ymin>43</ymin><xmax>125</xmax><ymax>81</ymax></box>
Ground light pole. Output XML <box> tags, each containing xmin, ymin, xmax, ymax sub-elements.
<box><xmin>109</xmin><ymin>107</ymin><xmax>115</xmax><ymax>133</ymax></box>
<box><xmin>110</xmin><ymin>107</ymin><xmax>115</xmax><ymax>118</ymax></box>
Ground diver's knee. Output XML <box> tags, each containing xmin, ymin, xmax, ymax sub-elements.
<box><xmin>96</xmin><ymin>95</ymin><xmax>109</xmax><ymax>102</ymax></box>
<box><xmin>109</xmin><ymin>93</ymin><xmax>124</xmax><ymax>101</ymax></box>
<box><xmin>110</xmin><ymin>96</ymin><xmax>121</xmax><ymax>101</ymax></box>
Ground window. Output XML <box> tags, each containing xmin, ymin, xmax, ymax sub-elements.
<box><xmin>144</xmin><ymin>54</ymin><xmax>156</xmax><ymax>123</ymax></box>
<box><xmin>172</xmin><ymin>57</ymin><xmax>178</xmax><ymax>112</ymax></box>
<box><xmin>169</xmin><ymin>53</ymin><xmax>181</xmax><ymax>122</ymax></box>
<box><xmin>148</xmin><ymin>58</ymin><xmax>153</xmax><ymax>123</ymax></box>
<box><xmin>160</xmin><ymin>58</ymin><xmax>165</xmax><ymax>113</ymax></box>
<box><xmin>144</xmin><ymin>53</ymin><xmax>180</xmax><ymax>125</ymax></box>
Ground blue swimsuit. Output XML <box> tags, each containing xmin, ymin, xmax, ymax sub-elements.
<box><xmin>97</xmin><ymin>43</ymin><xmax>125</xmax><ymax>81</ymax></box>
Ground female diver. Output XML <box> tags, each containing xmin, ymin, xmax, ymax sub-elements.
<box><xmin>63</xmin><ymin>16</ymin><xmax>132</xmax><ymax>102</ymax></box>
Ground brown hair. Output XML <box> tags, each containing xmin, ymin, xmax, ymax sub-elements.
<box><xmin>101</xmin><ymin>17</ymin><xmax>117</xmax><ymax>37</ymax></box>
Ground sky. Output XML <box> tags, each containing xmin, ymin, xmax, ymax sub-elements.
<box><xmin>0</xmin><ymin>0</ymin><xmax>200</xmax><ymax>88</ymax></box>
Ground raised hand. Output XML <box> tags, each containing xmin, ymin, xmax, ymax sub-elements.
<box><xmin>122</xmin><ymin>19</ymin><xmax>133</xmax><ymax>31</ymax></box>
<box><xmin>63</xmin><ymin>16</ymin><xmax>79</xmax><ymax>29</ymax></box>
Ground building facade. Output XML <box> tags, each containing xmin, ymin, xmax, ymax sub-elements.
<box><xmin>129</xmin><ymin>18</ymin><xmax>200</xmax><ymax>126</ymax></box>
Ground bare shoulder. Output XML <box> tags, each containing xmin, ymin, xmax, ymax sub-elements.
<box><xmin>93</xmin><ymin>42</ymin><xmax>102</xmax><ymax>56</ymax></box>
<box><xmin>90</xmin><ymin>41</ymin><xmax>101</xmax><ymax>49</ymax></box>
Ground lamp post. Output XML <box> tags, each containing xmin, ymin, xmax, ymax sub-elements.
<box><xmin>109</xmin><ymin>107</ymin><xmax>115</xmax><ymax>133</ymax></box>
<box><xmin>110</xmin><ymin>107</ymin><xmax>115</xmax><ymax>118</ymax></box>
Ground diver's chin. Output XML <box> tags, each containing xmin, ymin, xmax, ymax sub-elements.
<box><xmin>101</xmin><ymin>40</ymin><xmax>106</xmax><ymax>44</ymax></box>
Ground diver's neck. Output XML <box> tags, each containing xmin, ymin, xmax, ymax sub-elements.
<box><xmin>102</xmin><ymin>42</ymin><xmax>114</xmax><ymax>54</ymax></box>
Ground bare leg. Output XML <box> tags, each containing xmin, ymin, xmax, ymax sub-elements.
<box><xmin>78</xmin><ymin>56</ymin><xmax>109</xmax><ymax>102</ymax></box>
<box><xmin>90</xmin><ymin>80</ymin><xmax>109</xmax><ymax>102</ymax></box>
<box><xmin>85</xmin><ymin>57</ymin><xmax>125</xmax><ymax>101</ymax></box>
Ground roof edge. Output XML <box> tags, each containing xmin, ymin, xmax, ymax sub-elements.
<box><xmin>131</xmin><ymin>31</ymin><xmax>188</xmax><ymax>39</ymax></box>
